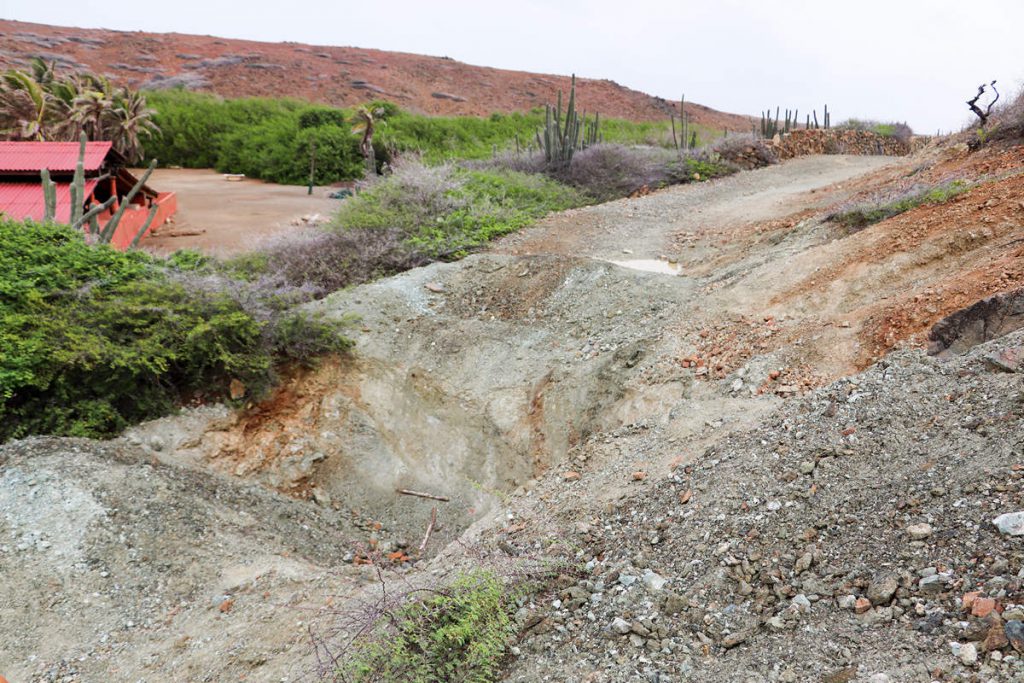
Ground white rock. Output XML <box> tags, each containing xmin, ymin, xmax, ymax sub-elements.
<box><xmin>993</xmin><ymin>512</ymin><xmax>1024</xmax><ymax>536</ymax></box>
<box><xmin>837</xmin><ymin>595</ymin><xmax>857</xmax><ymax>610</ymax></box>
<box><xmin>907</xmin><ymin>523</ymin><xmax>933</xmax><ymax>540</ymax></box>
<box><xmin>610</xmin><ymin>617</ymin><xmax>631</xmax><ymax>634</ymax></box>
<box><xmin>642</xmin><ymin>570</ymin><xmax>667</xmax><ymax>591</ymax></box>
<box><xmin>869</xmin><ymin>675</ymin><xmax>891</xmax><ymax>683</ymax></box>
<box><xmin>792</xmin><ymin>594</ymin><xmax>811</xmax><ymax>612</ymax></box>
<box><xmin>618</xmin><ymin>575</ymin><xmax>638</xmax><ymax>587</ymax></box>
<box><xmin>960</xmin><ymin>642</ymin><xmax>978</xmax><ymax>666</ymax></box>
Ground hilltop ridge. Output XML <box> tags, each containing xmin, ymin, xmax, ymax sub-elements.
<box><xmin>0</xmin><ymin>19</ymin><xmax>751</xmax><ymax>128</ymax></box>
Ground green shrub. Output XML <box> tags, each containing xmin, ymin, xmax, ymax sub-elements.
<box><xmin>831</xmin><ymin>179</ymin><xmax>970</xmax><ymax>230</ymax></box>
<box><xmin>145</xmin><ymin>91</ymin><xmax>724</xmax><ymax>182</ymax></box>
<box><xmin>145</xmin><ymin>91</ymin><xmax>364</xmax><ymax>184</ymax></box>
<box><xmin>0</xmin><ymin>219</ymin><xmax>350</xmax><ymax>441</ymax></box>
<box><xmin>335</xmin><ymin>164</ymin><xmax>585</xmax><ymax>257</ymax></box>
<box><xmin>339</xmin><ymin>571</ymin><xmax>516</xmax><ymax>683</ymax></box>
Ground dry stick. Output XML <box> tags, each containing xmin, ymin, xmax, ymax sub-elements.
<box><xmin>967</xmin><ymin>81</ymin><xmax>999</xmax><ymax>126</ymax></box>
<box><xmin>396</xmin><ymin>488</ymin><xmax>450</xmax><ymax>502</ymax></box>
<box><xmin>419</xmin><ymin>507</ymin><xmax>437</xmax><ymax>553</ymax></box>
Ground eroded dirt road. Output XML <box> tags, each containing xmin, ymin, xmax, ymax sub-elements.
<box><xmin>497</xmin><ymin>155</ymin><xmax>896</xmax><ymax>261</ymax></box>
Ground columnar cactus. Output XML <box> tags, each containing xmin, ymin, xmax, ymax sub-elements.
<box><xmin>39</xmin><ymin>131</ymin><xmax>160</xmax><ymax>247</ymax></box>
<box><xmin>539</xmin><ymin>74</ymin><xmax>600</xmax><ymax>166</ymax></box>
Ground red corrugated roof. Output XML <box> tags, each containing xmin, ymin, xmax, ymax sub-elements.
<box><xmin>0</xmin><ymin>141</ymin><xmax>114</xmax><ymax>173</ymax></box>
<box><xmin>0</xmin><ymin>180</ymin><xmax>100</xmax><ymax>223</ymax></box>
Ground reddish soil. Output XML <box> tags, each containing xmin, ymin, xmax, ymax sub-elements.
<box><xmin>767</xmin><ymin>146</ymin><xmax>1024</xmax><ymax>366</ymax></box>
<box><xmin>139</xmin><ymin>168</ymin><xmax>338</xmax><ymax>256</ymax></box>
<box><xmin>0</xmin><ymin>19</ymin><xmax>751</xmax><ymax>128</ymax></box>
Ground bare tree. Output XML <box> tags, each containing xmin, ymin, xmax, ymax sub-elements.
<box><xmin>967</xmin><ymin>80</ymin><xmax>1000</xmax><ymax>126</ymax></box>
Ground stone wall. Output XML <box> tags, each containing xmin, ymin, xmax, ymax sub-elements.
<box><xmin>717</xmin><ymin>130</ymin><xmax>932</xmax><ymax>170</ymax></box>
<box><xmin>768</xmin><ymin>129</ymin><xmax>913</xmax><ymax>159</ymax></box>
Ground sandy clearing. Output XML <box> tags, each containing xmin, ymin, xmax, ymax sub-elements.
<box><xmin>139</xmin><ymin>168</ymin><xmax>341</xmax><ymax>257</ymax></box>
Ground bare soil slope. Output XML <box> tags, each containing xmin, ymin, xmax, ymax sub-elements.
<box><xmin>0</xmin><ymin>19</ymin><xmax>751</xmax><ymax>127</ymax></box>
<box><xmin>2</xmin><ymin>140</ymin><xmax>1023</xmax><ymax>682</ymax></box>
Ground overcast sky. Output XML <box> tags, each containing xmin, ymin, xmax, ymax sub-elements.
<box><xmin>5</xmin><ymin>0</ymin><xmax>1022</xmax><ymax>132</ymax></box>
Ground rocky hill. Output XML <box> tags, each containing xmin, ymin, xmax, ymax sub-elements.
<box><xmin>0</xmin><ymin>19</ymin><xmax>751</xmax><ymax>128</ymax></box>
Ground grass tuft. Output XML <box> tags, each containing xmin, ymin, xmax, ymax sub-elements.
<box><xmin>830</xmin><ymin>179</ymin><xmax>970</xmax><ymax>231</ymax></box>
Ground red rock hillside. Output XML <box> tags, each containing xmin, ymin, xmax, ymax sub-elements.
<box><xmin>0</xmin><ymin>19</ymin><xmax>751</xmax><ymax>128</ymax></box>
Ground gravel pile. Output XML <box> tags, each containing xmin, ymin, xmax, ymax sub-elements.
<box><xmin>498</xmin><ymin>330</ymin><xmax>1024</xmax><ymax>682</ymax></box>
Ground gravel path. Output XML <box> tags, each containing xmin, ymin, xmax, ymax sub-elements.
<box><xmin>496</xmin><ymin>155</ymin><xmax>898</xmax><ymax>262</ymax></box>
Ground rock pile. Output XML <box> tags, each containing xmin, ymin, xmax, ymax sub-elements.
<box><xmin>501</xmin><ymin>330</ymin><xmax>1024</xmax><ymax>682</ymax></box>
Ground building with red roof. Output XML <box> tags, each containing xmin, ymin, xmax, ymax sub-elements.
<box><xmin>0</xmin><ymin>141</ymin><xmax>176</xmax><ymax>249</ymax></box>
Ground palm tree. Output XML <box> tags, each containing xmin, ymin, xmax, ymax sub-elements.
<box><xmin>0</xmin><ymin>69</ymin><xmax>51</xmax><ymax>140</ymax></box>
<box><xmin>352</xmin><ymin>105</ymin><xmax>385</xmax><ymax>176</ymax></box>
<box><xmin>1</xmin><ymin>62</ymin><xmax>159</xmax><ymax>161</ymax></box>
<box><xmin>108</xmin><ymin>88</ymin><xmax>160</xmax><ymax>163</ymax></box>
<box><xmin>71</xmin><ymin>76</ymin><xmax>115</xmax><ymax>141</ymax></box>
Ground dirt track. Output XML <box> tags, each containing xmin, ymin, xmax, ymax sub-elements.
<box><xmin>497</xmin><ymin>155</ymin><xmax>897</xmax><ymax>261</ymax></box>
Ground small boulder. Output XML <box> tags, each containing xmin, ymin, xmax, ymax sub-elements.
<box><xmin>642</xmin><ymin>570</ymin><xmax>667</xmax><ymax>591</ymax></box>
<box><xmin>993</xmin><ymin>512</ymin><xmax>1024</xmax><ymax>536</ymax></box>
<box><xmin>609</xmin><ymin>617</ymin><xmax>631</xmax><ymax>635</ymax></box>
<box><xmin>971</xmin><ymin>597</ymin><xmax>996</xmax><ymax>618</ymax></box>
<box><xmin>906</xmin><ymin>523</ymin><xmax>933</xmax><ymax>540</ymax></box>
<box><xmin>722</xmin><ymin>629</ymin><xmax>751</xmax><ymax>648</ymax></box>
<box><xmin>867</xmin><ymin>573</ymin><xmax>898</xmax><ymax>605</ymax></box>
<box><xmin>1005</xmin><ymin>620</ymin><xmax>1024</xmax><ymax>653</ymax></box>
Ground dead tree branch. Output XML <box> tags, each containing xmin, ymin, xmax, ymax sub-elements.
<box><xmin>418</xmin><ymin>506</ymin><xmax>437</xmax><ymax>553</ymax></box>
<box><xmin>396</xmin><ymin>488</ymin><xmax>450</xmax><ymax>502</ymax></box>
<box><xmin>967</xmin><ymin>80</ymin><xmax>999</xmax><ymax>126</ymax></box>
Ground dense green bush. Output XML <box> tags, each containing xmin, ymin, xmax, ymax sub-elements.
<box><xmin>0</xmin><ymin>219</ymin><xmax>350</xmax><ymax>441</ymax></box>
<box><xmin>144</xmin><ymin>91</ymin><xmax>722</xmax><ymax>182</ymax></box>
<box><xmin>339</xmin><ymin>571</ymin><xmax>516</xmax><ymax>683</ymax></box>
<box><xmin>145</xmin><ymin>91</ymin><xmax>364</xmax><ymax>184</ymax></box>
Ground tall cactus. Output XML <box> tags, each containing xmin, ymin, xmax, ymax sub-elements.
<box><xmin>38</xmin><ymin>136</ymin><xmax>160</xmax><ymax>248</ymax></box>
<box><xmin>97</xmin><ymin>161</ymin><xmax>157</xmax><ymax>244</ymax></box>
<box><xmin>539</xmin><ymin>74</ymin><xmax>599</xmax><ymax>166</ymax></box>
<box><xmin>41</xmin><ymin>168</ymin><xmax>56</xmax><ymax>222</ymax></box>
<box><xmin>761</xmin><ymin>108</ymin><xmax>783</xmax><ymax>138</ymax></box>
<box><xmin>69</xmin><ymin>133</ymin><xmax>86</xmax><ymax>226</ymax></box>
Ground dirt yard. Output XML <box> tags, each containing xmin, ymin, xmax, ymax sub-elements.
<box><xmin>139</xmin><ymin>168</ymin><xmax>341</xmax><ymax>256</ymax></box>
